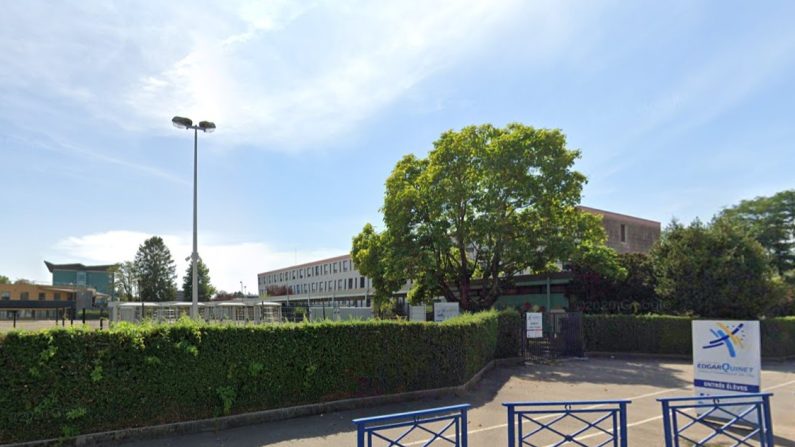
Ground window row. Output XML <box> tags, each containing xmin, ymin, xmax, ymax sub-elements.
<box><xmin>260</xmin><ymin>259</ymin><xmax>357</xmax><ymax>285</ymax></box>
<box><xmin>0</xmin><ymin>291</ymin><xmax>62</xmax><ymax>301</ymax></box>
<box><xmin>268</xmin><ymin>277</ymin><xmax>370</xmax><ymax>295</ymax></box>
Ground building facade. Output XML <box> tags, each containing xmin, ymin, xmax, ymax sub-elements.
<box><xmin>45</xmin><ymin>261</ymin><xmax>115</xmax><ymax>296</ymax></box>
<box><xmin>577</xmin><ymin>206</ymin><xmax>661</xmax><ymax>254</ymax></box>
<box><xmin>0</xmin><ymin>283</ymin><xmax>77</xmax><ymax>319</ymax></box>
<box><xmin>258</xmin><ymin>207</ymin><xmax>661</xmax><ymax>306</ymax></box>
<box><xmin>258</xmin><ymin>255</ymin><xmax>376</xmax><ymax>305</ymax></box>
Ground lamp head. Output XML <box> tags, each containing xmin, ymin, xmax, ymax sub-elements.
<box><xmin>198</xmin><ymin>121</ymin><xmax>216</xmax><ymax>133</ymax></box>
<box><xmin>171</xmin><ymin>116</ymin><xmax>193</xmax><ymax>129</ymax></box>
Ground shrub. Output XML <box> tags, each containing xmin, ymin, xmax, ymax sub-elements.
<box><xmin>760</xmin><ymin>317</ymin><xmax>795</xmax><ymax>358</ymax></box>
<box><xmin>495</xmin><ymin>309</ymin><xmax>523</xmax><ymax>358</ymax></box>
<box><xmin>584</xmin><ymin>314</ymin><xmax>795</xmax><ymax>358</ymax></box>
<box><xmin>583</xmin><ymin>314</ymin><xmax>691</xmax><ymax>355</ymax></box>
<box><xmin>0</xmin><ymin>312</ymin><xmax>505</xmax><ymax>443</ymax></box>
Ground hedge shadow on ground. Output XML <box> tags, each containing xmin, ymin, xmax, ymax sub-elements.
<box><xmin>119</xmin><ymin>358</ymin><xmax>698</xmax><ymax>447</ymax></box>
<box><xmin>504</xmin><ymin>358</ymin><xmax>690</xmax><ymax>389</ymax></box>
<box><xmin>119</xmin><ymin>361</ymin><xmax>520</xmax><ymax>447</ymax></box>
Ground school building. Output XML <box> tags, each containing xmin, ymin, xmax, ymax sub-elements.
<box><xmin>257</xmin><ymin>207</ymin><xmax>661</xmax><ymax>310</ymax></box>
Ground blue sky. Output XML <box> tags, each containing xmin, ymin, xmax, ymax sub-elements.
<box><xmin>1</xmin><ymin>1</ymin><xmax>794</xmax><ymax>293</ymax></box>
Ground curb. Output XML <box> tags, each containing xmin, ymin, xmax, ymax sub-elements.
<box><xmin>5</xmin><ymin>357</ymin><xmax>524</xmax><ymax>447</ymax></box>
<box><xmin>586</xmin><ymin>351</ymin><xmax>691</xmax><ymax>361</ymax></box>
<box><xmin>586</xmin><ymin>351</ymin><xmax>795</xmax><ymax>362</ymax></box>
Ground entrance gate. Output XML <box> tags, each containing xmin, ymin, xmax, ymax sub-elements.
<box><xmin>523</xmin><ymin>311</ymin><xmax>584</xmax><ymax>360</ymax></box>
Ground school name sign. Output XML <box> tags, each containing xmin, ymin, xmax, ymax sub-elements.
<box><xmin>692</xmin><ymin>320</ymin><xmax>761</xmax><ymax>396</ymax></box>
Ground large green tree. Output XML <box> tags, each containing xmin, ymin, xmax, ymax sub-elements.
<box><xmin>112</xmin><ymin>261</ymin><xmax>139</xmax><ymax>301</ymax></box>
<box><xmin>134</xmin><ymin>236</ymin><xmax>177</xmax><ymax>302</ymax></box>
<box><xmin>720</xmin><ymin>190</ymin><xmax>795</xmax><ymax>281</ymax></box>
<box><xmin>181</xmin><ymin>259</ymin><xmax>216</xmax><ymax>302</ymax></box>
<box><xmin>567</xmin><ymin>253</ymin><xmax>658</xmax><ymax>314</ymax></box>
<box><xmin>0</xmin><ymin>275</ymin><xmax>9</xmax><ymax>284</ymax></box>
<box><xmin>652</xmin><ymin>218</ymin><xmax>783</xmax><ymax>318</ymax></box>
<box><xmin>352</xmin><ymin>123</ymin><xmax>615</xmax><ymax>311</ymax></box>
<box><xmin>351</xmin><ymin>223</ymin><xmax>408</xmax><ymax>311</ymax></box>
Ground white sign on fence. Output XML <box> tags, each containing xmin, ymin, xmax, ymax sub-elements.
<box><xmin>409</xmin><ymin>306</ymin><xmax>427</xmax><ymax>322</ymax></box>
<box><xmin>526</xmin><ymin>312</ymin><xmax>543</xmax><ymax>338</ymax></box>
<box><xmin>433</xmin><ymin>302</ymin><xmax>459</xmax><ymax>322</ymax></box>
<box><xmin>692</xmin><ymin>320</ymin><xmax>761</xmax><ymax>419</ymax></box>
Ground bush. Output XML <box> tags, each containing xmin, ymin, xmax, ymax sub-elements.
<box><xmin>583</xmin><ymin>314</ymin><xmax>692</xmax><ymax>355</ymax></box>
<box><xmin>584</xmin><ymin>314</ymin><xmax>795</xmax><ymax>358</ymax></box>
<box><xmin>495</xmin><ymin>309</ymin><xmax>523</xmax><ymax>358</ymax></box>
<box><xmin>760</xmin><ymin>317</ymin><xmax>795</xmax><ymax>358</ymax></box>
<box><xmin>0</xmin><ymin>312</ymin><xmax>505</xmax><ymax>443</ymax></box>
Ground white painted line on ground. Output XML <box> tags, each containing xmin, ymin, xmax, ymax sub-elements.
<box><xmin>542</xmin><ymin>415</ymin><xmax>664</xmax><ymax>447</ymax></box>
<box><xmin>763</xmin><ymin>379</ymin><xmax>795</xmax><ymax>391</ymax></box>
<box><xmin>406</xmin><ymin>379</ymin><xmax>795</xmax><ymax>446</ymax></box>
<box><xmin>405</xmin><ymin>386</ymin><xmax>693</xmax><ymax>444</ymax></box>
<box><xmin>541</xmin><ymin>379</ymin><xmax>795</xmax><ymax>446</ymax></box>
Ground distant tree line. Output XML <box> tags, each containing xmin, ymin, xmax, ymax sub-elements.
<box><xmin>568</xmin><ymin>190</ymin><xmax>794</xmax><ymax>318</ymax></box>
<box><xmin>348</xmin><ymin>122</ymin><xmax>792</xmax><ymax>319</ymax></box>
<box><xmin>112</xmin><ymin>236</ymin><xmax>216</xmax><ymax>302</ymax></box>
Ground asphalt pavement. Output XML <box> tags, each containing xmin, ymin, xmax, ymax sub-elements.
<box><xmin>117</xmin><ymin>358</ymin><xmax>795</xmax><ymax>447</ymax></box>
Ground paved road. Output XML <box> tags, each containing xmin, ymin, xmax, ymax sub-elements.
<box><xmin>119</xmin><ymin>358</ymin><xmax>795</xmax><ymax>446</ymax></box>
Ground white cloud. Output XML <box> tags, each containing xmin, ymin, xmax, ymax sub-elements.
<box><xmin>51</xmin><ymin>230</ymin><xmax>342</xmax><ymax>294</ymax></box>
<box><xmin>0</xmin><ymin>0</ymin><xmax>522</xmax><ymax>150</ymax></box>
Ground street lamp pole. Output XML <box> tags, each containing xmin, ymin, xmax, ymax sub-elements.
<box><xmin>192</xmin><ymin>126</ymin><xmax>198</xmax><ymax>318</ymax></box>
<box><xmin>172</xmin><ymin>116</ymin><xmax>216</xmax><ymax>319</ymax></box>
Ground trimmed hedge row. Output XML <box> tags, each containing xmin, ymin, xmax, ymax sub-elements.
<box><xmin>495</xmin><ymin>308</ymin><xmax>523</xmax><ymax>358</ymax></box>
<box><xmin>0</xmin><ymin>310</ymin><xmax>515</xmax><ymax>443</ymax></box>
<box><xmin>584</xmin><ymin>314</ymin><xmax>795</xmax><ymax>358</ymax></box>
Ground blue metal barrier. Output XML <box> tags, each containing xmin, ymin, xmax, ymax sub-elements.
<box><xmin>352</xmin><ymin>404</ymin><xmax>470</xmax><ymax>447</ymax></box>
<box><xmin>503</xmin><ymin>400</ymin><xmax>630</xmax><ymax>447</ymax></box>
<box><xmin>658</xmin><ymin>393</ymin><xmax>774</xmax><ymax>447</ymax></box>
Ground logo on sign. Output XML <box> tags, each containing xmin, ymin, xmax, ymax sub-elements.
<box><xmin>702</xmin><ymin>322</ymin><xmax>746</xmax><ymax>358</ymax></box>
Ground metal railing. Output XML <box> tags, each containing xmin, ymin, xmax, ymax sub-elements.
<box><xmin>352</xmin><ymin>404</ymin><xmax>470</xmax><ymax>447</ymax></box>
<box><xmin>504</xmin><ymin>400</ymin><xmax>630</xmax><ymax>447</ymax></box>
<box><xmin>658</xmin><ymin>393</ymin><xmax>775</xmax><ymax>447</ymax></box>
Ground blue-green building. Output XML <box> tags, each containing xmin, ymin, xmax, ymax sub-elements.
<box><xmin>44</xmin><ymin>261</ymin><xmax>115</xmax><ymax>296</ymax></box>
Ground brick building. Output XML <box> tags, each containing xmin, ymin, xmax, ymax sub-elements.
<box><xmin>578</xmin><ymin>206</ymin><xmax>661</xmax><ymax>254</ymax></box>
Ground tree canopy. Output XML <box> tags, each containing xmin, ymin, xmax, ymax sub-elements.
<box><xmin>182</xmin><ymin>259</ymin><xmax>216</xmax><ymax>302</ymax></box>
<box><xmin>0</xmin><ymin>275</ymin><xmax>9</xmax><ymax>285</ymax></box>
<box><xmin>720</xmin><ymin>190</ymin><xmax>795</xmax><ymax>282</ymax></box>
<box><xmin>651</xmin><ymin>218</ymin><xmax>783</xmax><ymax>318</ymax></box>
<box><xmin>112</xmin><ymin>261</ymin><xmax>139</xmax><ymax>301</ymax></box>
<box><xmin>352</xmin><ymin>123</ymin><xmax>615</xmax><ymax>311</ymax></box>
<box><xmin>567</xmin><ymin>253</ymin><xmax>657</xmax><ymax>314</ymax></box>
<box><xmin>134</xmin><ymin>236</ymin><xmax>177</xmax><ymax>302</ymax></box>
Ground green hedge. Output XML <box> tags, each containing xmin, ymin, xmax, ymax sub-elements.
<box><xmin>0</xmin><ymin>310</ymin><xmax>513</xmax><ymax>443</ymax></box>
<box><xmin>495</xmin><ymin>308</ymin><xmax>523</xmax><ymax>358</ymax></box>
<box><xmin>760</xmin><ymin>317</ymin><xmax>795</xmax><ymax>358</ymax></box>
<box><xmin>584</xmin><ymin>314</ymin><xmax>795</xmax><ymax>358</ymax></box>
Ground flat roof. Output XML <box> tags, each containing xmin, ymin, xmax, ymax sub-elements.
<box><xmin>256</xmin><ymin>206</ymin><xmax>658</xmax><ymax>276</ymax></box>
<box><xmin>258</xmin><ymin>254</ymin><xmax>351</xmax><ymax>276</ymax></box>
<box><xmin>44</xmin><ymin>261</ymin><xmax>116</xmax><ymax>273</ymax></box>
<box><xmin>577</xmin><ymin>206</ymin><xmax>661</xmax><ymax>226</ymax></box>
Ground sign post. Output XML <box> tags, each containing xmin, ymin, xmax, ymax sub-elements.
<box><xmin>526</xmin><ymin>312</ymin><xmax>543</xmax><ymax>339</ymax></box>
<box><xmin>433</xmin><ymin>302</ymin><xmax>459</xmax><ymax>322</ymax></box>
<box><xmin>409</xmin><ymin>305</ymin><xmax>427</xmax><ymax>322</ymax></box>
<box><xmin>692</xmin><ymin>320</ymin><xmax>761</xmax><ymax>420</ymax></box>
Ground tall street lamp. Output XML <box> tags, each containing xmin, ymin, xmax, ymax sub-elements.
<box><xmin>172</xmin><ymin>116</ymin><xmax>216</xmax><ymax>319</ymax></box>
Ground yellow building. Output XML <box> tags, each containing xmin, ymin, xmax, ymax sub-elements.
<box><xmin>0</xmin><ymin>283</ymin><xmax>78</xmax><ymax>319</ymax></box>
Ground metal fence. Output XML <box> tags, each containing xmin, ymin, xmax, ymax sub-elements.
<box><xmin>523</xmin><ymin>311</ymin><xmax>584</xmax><ymax>360</ymax></box>
<box><xmin>504</xmin><ymin>400</ymin><xmax>630</xmax><ymax>447</ymax></box>
<box><xmin>282</xmin><ymin>303</ymin><xmax>374</xmax><ymax>322</ymax></box>
<box><xmin>353</xmin><ymin>404</ymin><xmax>470</xmax><ymax>447</ymax></box>
<box><xmin>658</xmin><ymin>393</ymin><xmax>775</xmax><ymax>447</ymax></box>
